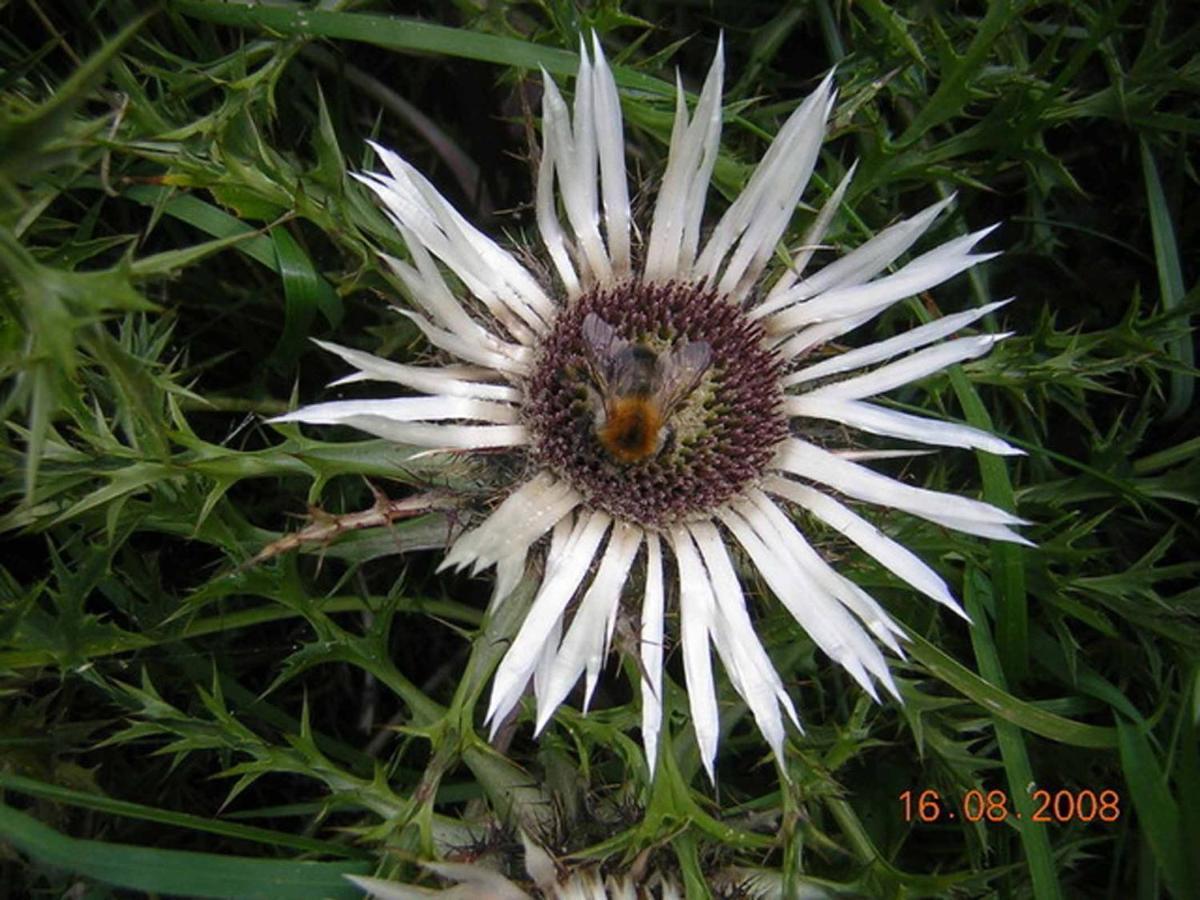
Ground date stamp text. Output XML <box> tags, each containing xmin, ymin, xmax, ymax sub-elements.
<box><xmin>899</xmin><ymin>788</ymin><xmax>1121</xmax><ymax>824</ymax></box>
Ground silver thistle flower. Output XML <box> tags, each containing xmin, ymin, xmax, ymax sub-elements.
<box><xmin>276</xmin><ymin>36</ymin><xmax>1027</xmax><ymax>779</ymax></box>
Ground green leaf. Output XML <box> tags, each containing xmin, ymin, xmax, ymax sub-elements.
<box><xmin>0</xmin><ymin>13</ymin><xmax>153</xmax><ymax>177</ymax></box>
<box><xmin>905</xmin><ymin>628</ymin><xmax>1117</xmax><ymax>749</ymax></box>
<box><xmin>1140</xmin><ymin>138</ymin><xmax>1193</xmax><ymax>420</ymax></box>
<box><xmin>1116</xmin><ymin>716</ymin><xmax>1188</xmax><ymax>898</ymax></box>
<box><xmin>948</xmin><ymin>365</ymin><xmax>1029</xmax><ymax>681</ymax></box>
<box><xmin>208</xmin><ymin>182</ymin><xmax>290</xmax><ymax>221</ymax></box>
<box><xmin>896</xmin><ymin>0</ymin><xmax>1023</xmax><ymax>146</ymax></box>
<box><xmin>312</xmin><ymin>82</ymin><xmax>347</xmax><ymax>190</ymax></box>
<box><xmin>0</xmin><ymin>773</ymin><xmax>367</xmax><ymax>859</ymax></box>
<box><xmin>964</xmin><ymin>569</ymin><xmax>1063</xmax><ymax>900</ymax></box>
<box><xmin>120</xmin><ymin>186</ymin><xmax>342</xmax><ymax>336</ymax></box>
<box><xmin>122</xmin><ymin>185</ymin><xmax>277</xmax><ymax>269</ymax></box>
<box><xmin>268</xmin><ymin>226</ymin><xmax>321</xmax><ymax>371</ymax></box>
<box><xmin>170</xmin><ymin>0</ymin><xmax>672</xmax><ymax>93</ymax></box>
<box><xmin>856</xmin><ymin>0</ymin><xmax>927</xmax><ymax>68</ymax></box>
<box><xmin>0</xmin><ymin>801</ymin><xmax>369</xmax><ymax>899</ymax></box>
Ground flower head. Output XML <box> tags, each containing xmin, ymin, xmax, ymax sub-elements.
<box><xmin>276</xmin><ymin>36</ymin><xmax>1026</xmax><ymax>779</ymax></box>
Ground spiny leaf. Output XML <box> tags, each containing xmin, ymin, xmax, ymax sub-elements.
<box><xmin>0</xmin><ymin>13</ymin><xmax>154</xmax><ymax>178</ymax></box>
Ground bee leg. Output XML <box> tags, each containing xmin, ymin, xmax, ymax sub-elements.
<box><xmin>585</xmin><ymin>384</ymin><xmax>608</xmax><ymax>431</ymax></box>
<box><xmin>656</xmin><ymin>425</ymin><xmax>674</xmax><ymax>457</ymax></box>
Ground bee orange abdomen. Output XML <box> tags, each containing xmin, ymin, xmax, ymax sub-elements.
<box><xmin>598</xmin><ymin>396</ymin><xmax>663</xmax><ymax>464</ymax></box>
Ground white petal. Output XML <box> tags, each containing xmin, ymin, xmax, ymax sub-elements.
<box><xmin>786</xmin><ymin>395</ymin><xmax>1021</xmax><ymax>456</ymax></box>
<box><xmin>316</xmin><ymin>340</ymin><xmax>520</xmax><ymax>401</ymax></box>
<box><xmin>540</xmin><ymin>58</ymin><xmax>611</xmax><ymax>285</ymax></box>
<box><xmin>641</xmin><ymin>532</ymin><xmax>665</xmax><ymax>775</ymax></box>
<box><xmin>591</xmin><ymin>34</ymin><xmax>631</xmax><ymax>278</ymax></box>
<box><xmin>522</xmin><ymin>833</ymin><xmax>558</xmax><ymax>891</ymax></box>
<box><xmin>802</xmin><ymin>333</ymin><xmax>1011</xmax><ymax>401</ymax></box>
<box><xmin>743</xmin><ymin>492</ymin><xmax>903</xmax><ymax>666</ymax></box>
<box><xmin>669</xmin><ymin>526</ymin><xmax>720</xmax><ymax>782</ymax></box>
<box><xmin>605</xmin><ymin>878</ymin><xmax>637</xmax><ymax>900</ymax></box>
<box><xmin>744</xmin><ymin>494</ymin><xmax>902</xmax><ymax>662</ymax></box>
<box><xmin>398</xmin><ymin>309</ymin><xmax>531</xmax><ymax>376</ymax></box>
<box><xmin>835</xmin><ymin>448</ymin><xmax>935</xmax><ymax>461</ymax></box>
<box><xmin>765</xmin><ymin>162</ymin><xmax>856</xmax><ymax>301</ymax></box>
<box><xmin>696</xmin><ymin>71</ymin><xmax>834</xmax><ymax>301</ymax></box>
<box><xmin>542</xmin><ymin>513</ymin><xmax>577</xmax><ymax>571</ymax></box>
<box><xmin>532</xmin><ymin>612</ymin><xmax>563</xmax><ymax>716</ymax></box>
<box><xmin>765</xmin><ymin>475</ymin><xmax>962</xmax><ymax>614</ymax></box>
<box><xmin>419</xmin><ymin>861</ymin><xmax>528</xmax><ymax>897</ymax></box>
<box><xmin>773</xmin><ymin>310</ymin><xmax>876</xmax><ymax>361</ymax></box>
<box><xmin>357</xmin><ymin>171</ymin><xmax>534</xmax><ymax>345</ymax></box>
<box><xmin>370</xmin><ymin>146</ymin><xmax>556</xmax><ymax>322</ymax></box>
<box><xmin>772</xmin><ymin>439</ymin><xmax>1029</xmax><ymax>539</ymax></box>
<box><xmin>716</xmin><ymin>504</ymin><xmax>876</xmax><ymax>696</ymax></box>
<box><xmin>785</xmin><ymin>300</ymin><xmax>1013</xmax><ymax>386</ymax></box>
<box><xmin>717</xmin><ymin>502</ymin><xmax>885</xmax><ymax>699</ymax></box>
<box><xmin>377</xmin><ymin>243</ymin><xmax>493</xmax><ymax>346</ymax></box>
<box><xmin>571</xmin><ymin>43</ymin><xmax>608</xmax><ymax>281</ymax></box>
<box><xmin>441</xmin><ymin>472</ymin><xmax>581</xmax><ymax>574</ymax></box>
<box><xmin>827</xmin><ymin>579</ymin><xmax>907</xmax><ymax>656</ymax></box>
<box><xmin>755</xmin><ymin>195</ymin><xmax>956</xmax><ymax>320</ymax></box>
<box><xmin>347</xmin><ymin>873</ymin><xmax>519</xmax><ymax>900</ymax></box>
<box><xmin>294</xmin><ymin>416</ymin><xmax>524</xmax><ymax>450</ymax></box>
<box><xmin>491</xmin><ymin>551</ymin><xmax>528</xmax><ymax>609</ymax></box>
<box><xmin>642</xmin><ymin>70</ymin><xmax>689</xmax><ymax>282</ymax></box>
<box><xmin>486</xmin><ymin>511</ymin><xmax>611</xmax><ymax>730</ymax></box>
<box><xmin>535</xmin><ymin>110</ymin><xmax>581</xmax><ymax>298</ymax></box>
<box><xmin>928</xmin><ymin>515</ymin><xmax>1035</xmax><ymax>545</ymax></box>
<box><xmin>534</xmin><ymin>522</ymin><xmax>641</xmax><ymax>731</ymax></box>
<box><xmin>644</xmin><ymin>40</ymin><xmax>724</xmax><ymax>282</ymax></box>
<box><xmin>359</xmin><ymin>147</ymin><xmax>554</xmax><ymax>336</ymax></box>
<box><xmin>675</xmin><ymin>47</ymin><xmax>726</xmax><ymax>278</ymax></box>
<box><xmin>273</xmin><ymin>395</ymin><xmax>517</xmax><ymax>426</ymax></box>
<box><xmin>689</xmin><ymin>520</ymin><xmax>798</xmax><ymax>762</ymax></box>
<box><xmin>764</xmin><ymin>226</ymin><xmax>1000</xmax><ymax>336</ymax></box>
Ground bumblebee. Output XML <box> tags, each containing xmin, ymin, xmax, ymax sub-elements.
<box><xmin>580</xmin><ymin>313</ymin><xmax>713</xmax><ymax>464</ymax></box>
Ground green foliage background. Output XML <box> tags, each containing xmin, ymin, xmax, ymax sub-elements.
<box><xmin>1</xmin><ymin>0</ymin><xmax>1197</xmax><ymax>897</ymax></box>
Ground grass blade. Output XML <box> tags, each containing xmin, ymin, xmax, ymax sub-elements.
<box><xmin>1116</xmin><ymin>716</ymin><xmax>1188</xmax><ymax>897</ymax></box>
<box><xmin>171</xmin><ymin>0</ymin><xmax>668</xmax><ymax>92</ymax></box>
<box><xmin>964</xmin><ymin>569</ymin><xmax>1063</xmax><ymax>900</ymax></box>
<box><xmin>0</xmin><ymin>773</ymin><xmax>368</xmax><ymax>859</ymax></box>
<box><xmin>1140</xmin><ymin>138</ymin><xmax>1193</xmax><ymax>420</ymax></box>
<box><xmin>904</xmin><ymin>629</ymin><xmax>1116</xmax><ymax>749</ymax></box>
<box><xmin>0</xmin><ymin>801</ymin><xmax>369</xmax><ymax>899</ymax></box>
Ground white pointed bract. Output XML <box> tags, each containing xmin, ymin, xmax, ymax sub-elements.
<box><xmin>347</xmin><ymin>830</ymin><xmax>684</xmax><ymax>898</ymax></box>
<box><xmin>277</xmin><ymin>37</ymin><xmax>1025</xmax><ymax>779</ymax></box>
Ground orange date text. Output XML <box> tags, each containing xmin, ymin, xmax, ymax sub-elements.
<box><xmin>899</xmin><ymin>788</ymin><xmax>1121</xmax><ymax>824</ymax></box>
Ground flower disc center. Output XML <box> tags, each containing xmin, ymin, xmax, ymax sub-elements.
<box><xmin>524</xmin><ymin>281</ymin><xmax>788</xmax><ymax>528</ymax></box>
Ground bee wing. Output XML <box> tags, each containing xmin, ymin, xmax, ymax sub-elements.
<box><xmin>654</xmin><ymin>339</ymin><xmax>712</xmax><ymax>416</ymax></box>
<box><xmin>582</xmin><ymin>312</ymin><xmax>630</xmax><ymax>387</ymax></box>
